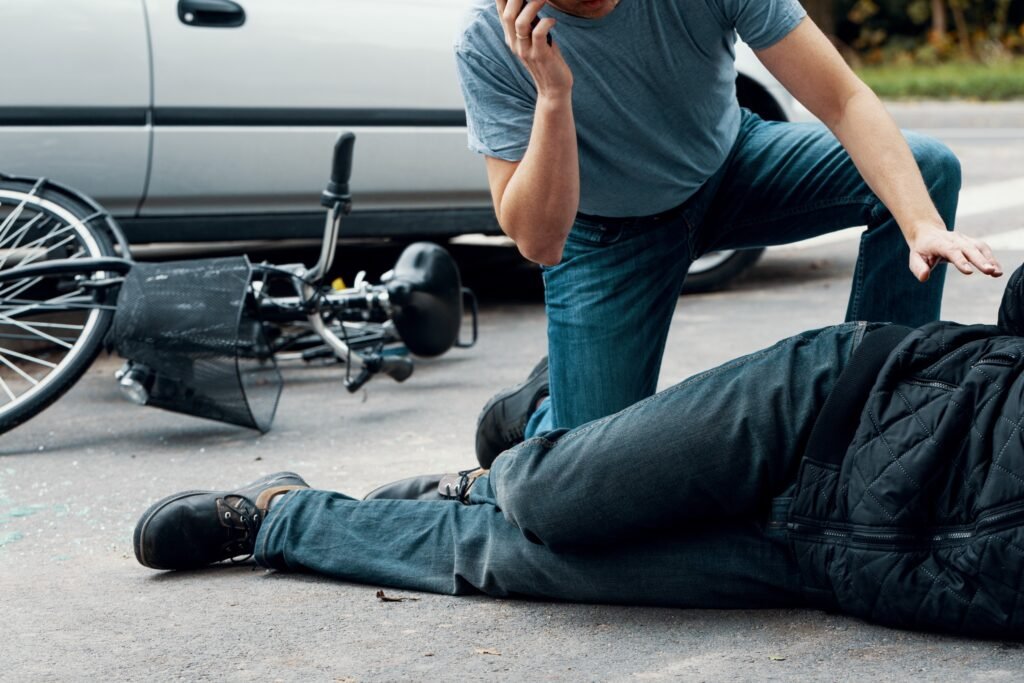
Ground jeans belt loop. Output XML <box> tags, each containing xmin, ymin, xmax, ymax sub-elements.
<box><xmin>767</xmin><ymin>495</ymin><xmax>793</xmax><ymax>539</ymax></box>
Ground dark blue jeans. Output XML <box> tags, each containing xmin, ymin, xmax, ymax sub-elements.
<box><xmin>526</xmin><ymin>110</ymin><xmax>960</xmax><ymax>436</ymax></box>
<box><xmin>255</xmin><ymin>322</ymin><xmax>873</xmax><ymax>607</ymax></box>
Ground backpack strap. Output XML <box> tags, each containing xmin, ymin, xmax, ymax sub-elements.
<box><xmin>805</xmin><ymin>324</ymin><xmax>914</xmax><ymax>468</ymax></box>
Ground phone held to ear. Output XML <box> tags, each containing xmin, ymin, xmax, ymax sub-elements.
<box><xmin>522</xmin><ymin>1</ymin><xmax>554</xmax><ymax>45</ymax></box>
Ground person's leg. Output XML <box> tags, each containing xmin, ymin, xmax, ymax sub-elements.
<box><xmin>530</xmin><ymin>214</ymin><xmax>692</xmax><ymax>436</ymax></box>
<box><xmin>489</xmin><ymin>322</ymin><xmax>875</xmax><ymax>550</ymax></box>
<box><xmin>692</xmin><ymin>110</ymin><xmax>960</xmax><ymax>326</ymax></box>
<box><xmin>255</xmin><ymin>488</ymin><xmax>804</xmax><ymax>609</ymax></box>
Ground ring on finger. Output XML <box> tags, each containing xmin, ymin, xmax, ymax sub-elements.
<box><xmin>516</xmin><ymin>33</ymin><xmax>530</xmax><ymax>39</ymax></box>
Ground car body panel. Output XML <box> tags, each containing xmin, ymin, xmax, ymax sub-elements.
<box><xmin>1</xmin><ymin>1</ymin><xmax>798</xmax><ymax>240</ymax></box>
<box><xmin>0</xmin><ymin>0</ymin><xmax>151</xmax><ymax>214</ymax></box>
<box><xmin>141</xmin><ymin>0</ymin><xmax>485</xmax><ymax>217</ymax></box>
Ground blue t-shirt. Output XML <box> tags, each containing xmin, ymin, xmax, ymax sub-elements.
<box><xmin>454</xmin><ymin>0</ymin><xmax>806</xmax><ymax>217</ymax></box>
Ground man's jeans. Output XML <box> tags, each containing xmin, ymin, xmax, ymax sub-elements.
<box><xmin>526</xmin><ymin>110</ymin><xmax>960</xmax><ymax>436</ymax></box>
<box><xmin>256</xmin><ymin>323</ymin><xmax>873</xmax><ymax>607</ymax></box>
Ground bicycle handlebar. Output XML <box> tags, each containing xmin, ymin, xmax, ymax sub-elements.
<box><xmin>320</xmin><ymin>132</ymin><xmax>356</xmax><ymax>210</ymax></box>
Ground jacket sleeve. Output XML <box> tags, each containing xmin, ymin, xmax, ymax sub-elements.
<box><xmin>998</xmin><ymin>263</ymin><xmax>1024</xmax><ymax>336</ymax></box>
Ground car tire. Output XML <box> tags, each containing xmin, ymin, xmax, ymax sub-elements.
<box><xmin>681</xmin><ymin>248</ymin><xmax>764</xmax><ymax>295</ymax></box>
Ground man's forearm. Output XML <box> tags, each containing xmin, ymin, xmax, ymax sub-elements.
<box><xmin>830</xmin><ymin>87</ymin><xmax>948</xmax><ymax>243</ymax></box>
<box><xmin>499</xmin><ymin>95</ymin><xmax>580</xmax><ymax>265</ymax></box>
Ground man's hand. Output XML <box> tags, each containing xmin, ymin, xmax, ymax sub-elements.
<box><xmin>496</xmin><ymin>0</ymin><xmax>573</xmax><ymax>99</ymax></box>
<box><xmin>908</xmin><ymin>227</ymin><xmax>1003</xmax><ymax>282</ymax></box>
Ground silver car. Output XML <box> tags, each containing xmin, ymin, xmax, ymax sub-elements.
<box><xmin>0</xmin><ymin>0</ymin><xmax>800</xmax><ymax>289</ymax></box>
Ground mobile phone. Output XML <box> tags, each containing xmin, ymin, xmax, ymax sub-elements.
<box><xmin>521</xmin><ymin>1</ymin><xmax>554</xmax><ymax>45</ymax></box>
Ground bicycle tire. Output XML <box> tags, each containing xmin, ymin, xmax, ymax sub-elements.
<box><xmin>0</xmin><ymin>177</ymin><xmax>116</xmax><ymax>434</ymax></box>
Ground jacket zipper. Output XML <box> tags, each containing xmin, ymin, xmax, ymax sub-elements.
<box><xmin>905</xmin><ymin>378</ymin><xmax>959</xmax><ymax>392</ymax></box>
<box><xmin>789</xmin><ymin>500</ymin><xmax>1024</xmax><ymax>548</ymax></box>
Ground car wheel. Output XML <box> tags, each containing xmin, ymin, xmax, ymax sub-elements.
<box><xmin>681</xmin><ymin>248</ymin><xmax>764</xmax><ymax>294</ymax></box>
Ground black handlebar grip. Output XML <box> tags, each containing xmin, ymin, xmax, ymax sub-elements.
<box><xmin>321</xmin><ymin>132</ymin><xmax>356</xmax><ymax>208</ymax></box>
<box><xmin>380</xmin><ymin>355</ymin><xmax>414</xmax><ymax>383</ymax></box>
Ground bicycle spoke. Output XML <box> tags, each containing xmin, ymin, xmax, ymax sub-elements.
<box><xmin>0</xmin><ymin>213</ymin><xmax>49</xmax><ymax>266</ymax></box>
<box><xmin>0</xmin><ymin>275</ymin><xmax>44</xmax><ymax>302</ymax></box>
<box><xmin>0</xmin><ymin>318</ymin><xmax>85</xmax><ymax>330</ymax></box>
<box><xmin>0</xmin><ymin>288</ymin><xmax>93</xmax><ymax>318</ymax></box>
<box><xmin>0</xmin><ymin>346</ymin><xmax>57</xmax><ymax>368</ymax></box>
<box><xmin>3</xmin><ymin>228</ymin><xmax>78</xmax><ymax>272</ymax></box>
<box><xmin>0</xmin><ymin>374</ymin><xmax>17</xmax><ymax>402</ymax></box>
<box><xmin>19</xmin><ymin>232</ymin><xmax>80</xmax><ymax>268</ymax></box>
<box><xmin>0</xmin><ymin>333</ymin><xmax>80</xmax><ymax>343</ymax></box>
<box><xmin>0</xmin><ymin>368</ymin><xmax>18</xmax><ymax>401</ymax></box>
<box><xmin>0</xmin><ymin>301</ymin><xmax>115</xmax><ymax>315</ymax></box>
<box><xmin>0</xmin><ymin>196</ymin><xmax>31</xmax><ymax>245</ymax></box>
<box><xmin>0</xmin><ymin>352</ymin><xmax>40</xmax><ymax>386</ymax></box>
<box><xmin>0</xmin><ymin>314</ymin><xmax>74</xmax><ymax>349</ymax></box>
<box><xmin>0</xmin><ymin>301</ymin><xmax>113</xmax><ymax>316</ymax></box>
<box><xmin>0</xmin><ymin>211</ymin><xmax>47</xmax><ymax>250</ymax></box>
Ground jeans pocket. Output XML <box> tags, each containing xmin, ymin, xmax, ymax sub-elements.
<box><xmin>567</xmin><ymin>221</ymin><xmax>623</xmax><ymax>247</ymax></box>
<box><xmin>540</xmin><ymin>221</ymin><xmax>624</xmax><ymax>274</ymax></box>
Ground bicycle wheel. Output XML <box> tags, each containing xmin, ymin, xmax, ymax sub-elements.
<box><xmin>0</xmin><ymin>177</ymin><xmax>117</xmax><ymax>434</ymax></box>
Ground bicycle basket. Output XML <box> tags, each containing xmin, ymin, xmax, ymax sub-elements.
<box><xmin>109</xmin><ymin>256</ymin><xmax>282</xmax><ymax>432</ymax></box>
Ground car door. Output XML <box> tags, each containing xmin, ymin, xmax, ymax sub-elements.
<box><xmin>0</xmin><ymin>0</ymin><xmax>151</xmax><ymax>216</ymax></box>
<box><xmin>141</xmin><ymin>0</ymin><xmax>488</xmax><ymax>227</ymax></box>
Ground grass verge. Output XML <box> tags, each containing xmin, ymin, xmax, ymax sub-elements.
<box><xmin>855</xmin><ymin>60</ymin><xmax>1024</xmax><ymax>101</ymax></box>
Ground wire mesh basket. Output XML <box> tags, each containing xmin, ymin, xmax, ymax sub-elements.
<box><xmin>109</xmin><ymin>256</ymin><xmax>282</xmax><ymax>432</ymax></box>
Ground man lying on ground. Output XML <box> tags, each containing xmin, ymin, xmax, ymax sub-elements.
<box><xmin>134</xmin><ymin>265</ymin><xmax>1024</xmax><ymax>638</ymax></box>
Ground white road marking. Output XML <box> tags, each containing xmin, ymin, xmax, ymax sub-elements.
<box><xmin>781</xmin><ymin>175</ymin><xmax>1024</xmax><ymax>251</ymax></box>
<box><xmin>919</xmin><ymin>128</ymin><xmax>1024</xmax><ymax>140</ymax></box>
<box><xmin>982</xmin><ymin>228</ymin><xmax>1024</xmax><ymax>251</ymax></box>
<box><xmin>958</xmin><ymin>176</ymin><xmax>1024</xmax><ymax>218</ymax></box>
<box><xmin>452</xmin><ymin>174</ymin><xmax>1024</xmax><ymax>253</ymax></box>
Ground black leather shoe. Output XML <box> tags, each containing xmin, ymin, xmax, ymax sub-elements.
<box><xmin>437</xmin><ymin>468</ymin><xmax>487</xmax><ymax>503</ymax></box>
<box><xmin>475</xmin><ymin>356</ymin><xmax>549</xmax><ymax>468</ymax></box>
<box><xmin>362</xmin><ymin>469</ymin><xmax>486</xmax><ymax>504</ymax></box>
<box><xmin>363</xmin><ymin>474</ymin><xmax>446</xmax><ymax>501</ymax></box>
<box><xmin>133</xmin><ymin>472</ymin><xmax>308</xmax><ymax>570</ymax></box>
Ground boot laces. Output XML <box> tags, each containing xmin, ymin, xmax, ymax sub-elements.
<box><xmin>219</xmin><ymin>495</ymin><xmax>262</xmax><ymax>563</ymax></box>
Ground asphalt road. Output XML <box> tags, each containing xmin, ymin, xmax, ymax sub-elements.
<box><xmin>3</xmin><ymin>102</ymin><xmax>1024</xmax><ymax>681</ymax></box>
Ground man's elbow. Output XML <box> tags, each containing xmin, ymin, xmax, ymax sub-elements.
<box><xmin>498</xmin><ymin>213</ymin><xmax>572</xmax><ymax>266</ymax></box>
<box><xmin>517</xmin><ymin>240</ymin><xmax>564</xmax><ymax>267</ymax></box>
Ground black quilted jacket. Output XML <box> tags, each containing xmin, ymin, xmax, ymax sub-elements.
<box><xmin>790</xmin><ymin>266</ymin><xmax>1024</xmax><ymax>637</ymax></box>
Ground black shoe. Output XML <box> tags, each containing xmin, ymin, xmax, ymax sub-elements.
<box><xmin>363</xmin><ymin>474</ymin><xmax>446</xmax><ymax>501</ymax></box>
<box><xmin>133</xmin><ymin>472</ymin><xmax>308</xmax><ymax>570</ymax></box>
<box><xmin>363</xmin><ymin>469</ymin><xmax>486</xmax><ymax>503</ymax></box>
<box><xmin>437</xmin><ymin>468</ymin><xmax>488</xmax><ymax>504</ymax></box>
<box><xmin>475</xmin><ymin>356</ymin><xmax>549</xmax><ymax>468</ymax></box>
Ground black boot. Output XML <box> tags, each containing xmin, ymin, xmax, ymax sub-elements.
<box><xmin>475</xmin><ymin>356</ymin><xmax>549</xmax><ymax>468</ymax></box>
<box><xmin>363</xmin><ymin>468</ymin><xmax>487</xmax><ymax>504</ymax></box>
<box><xmin>363</xmin><ymin>474</ymin><xmax>447</xmax><ymax>501</ymax></box>
<box><xmin>133</xmin><ymin>472</ymin><xmax>308</xmax><ymax>570</ymax></box>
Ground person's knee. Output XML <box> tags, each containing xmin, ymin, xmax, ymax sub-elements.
<box><xmin>499</xmin><ymin>482</ymin><xmax>589</xmax><ymax>551</ymax></box>
<box><xmin>496</xmin><ymin>473</ymin><xmax>553</xmax><ymax>547</ymax></box>
<box><xmin>499</xmin><ymin>502</ymin><xmax>547</xmax><ymax>547</ymax></box>
<box><xmin>492</xmin><ymin>438</ymin><xmax>576</xmax><ymax>549</ymax></box>
<box><xmin>908</xmin><ymin>134</ymin><xmax>962</xmax><ymax>217</ymax></box>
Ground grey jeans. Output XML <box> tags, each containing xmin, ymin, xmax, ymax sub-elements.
<box><xmin>255</xmin><ymin>322</ymin><xmax>875</xmax><ymax>608</ymax></box>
